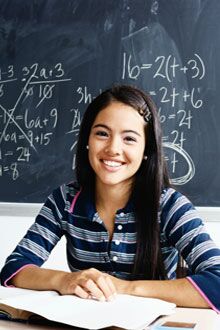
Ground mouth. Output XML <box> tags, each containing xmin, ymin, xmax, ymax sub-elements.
<box><xmin>102</xmin><ymin>159</ymin><xmax>125</xmax><ymax>168</ymax></box>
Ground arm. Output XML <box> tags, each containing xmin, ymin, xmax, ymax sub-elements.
<box><xmin>113</xmin><ymin>190</ymin><xmax>220</xmax><ymax>311</ymax></box>
<box><xmin>10</xmin><ymin>266</ymin><xmax>116</xmax><ymax>302</ymax></box>
<box><xmin>109</xmin><ymin>276</ymin><xmax>209</xmax><ymax>308</ymax></box>
<box><xmin>0</xmin><ymin>186</ymin><xmax>65</xmax><ymax>287</ymax></box>
<box><xmin>1</xmin><ymin>184</ymin><xmax>116</xmax><ymax>301</ymax></box>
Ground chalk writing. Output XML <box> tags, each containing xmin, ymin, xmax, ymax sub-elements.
<box><xmin>122</xmin><ymin>51</ymin><xmax>206</xmax><ymax>184</ymax></box>
<box><xmin>122</xmin><ymin>53</ymin><xmax>205</xmax><ymax>82</ymax></box>
<box><xmin>0</xmin><ymin>62</ymin><xmax>72</xmax><ymax>180</ymax></box>
<box><xmin>0</xmin><ymin>52</ymin><xmax>206</xmax><ymax>185</ymax></box>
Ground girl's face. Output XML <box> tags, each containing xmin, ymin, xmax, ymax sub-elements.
<box><xmin>88</xmin><ymin>101</ymin><xmax>146</xmax><ymax>190</ymax></box>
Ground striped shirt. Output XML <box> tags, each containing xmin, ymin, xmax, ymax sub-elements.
<box><xmin>1</xmin><ymin>183</ymin><xmax>220</xmax><ymax>312</ymax></box>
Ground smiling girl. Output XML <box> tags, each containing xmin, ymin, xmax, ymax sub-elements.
<box><xmin>1</xmin><ymin>85</ymin><xmax>220</xmax><ymax>312</ymax></box>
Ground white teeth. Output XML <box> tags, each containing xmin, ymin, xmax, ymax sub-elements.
<box><xmin>103</xmin><ymin>160</ymin><xmax>122</xmax><ymax>167</ymax></box>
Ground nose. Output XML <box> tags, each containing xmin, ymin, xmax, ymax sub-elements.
<box><xmin>105</xmin><ymin>137</ymin><xmax>121</xmax><ymax>156</ymax></box>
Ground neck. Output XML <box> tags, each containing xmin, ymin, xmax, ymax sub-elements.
<box><xmin>95</xmin><ymin>181</ymin><xmax>132</xmax><ymax>212</ymax></box>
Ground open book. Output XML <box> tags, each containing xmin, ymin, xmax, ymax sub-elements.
<box><xmin>0</xmin><ymin>286</ymin><xmax>175</xmax><ymax>329</ymax></box>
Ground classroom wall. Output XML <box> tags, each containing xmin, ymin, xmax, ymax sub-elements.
<box><xmin>0</xmin><ymin>204</ymin><xmax>220</xmax><ymax>271</ymax></box>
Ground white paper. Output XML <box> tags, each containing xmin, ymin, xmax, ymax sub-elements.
<box><xmin>0</xmin><ymin>286</ymin><xmax>38</xmax><ymax>299</ymax></box>
<box><xmin>0</xmin><ymin>286</ymin><xmax>176</xmax><ymax>329</ymax></box>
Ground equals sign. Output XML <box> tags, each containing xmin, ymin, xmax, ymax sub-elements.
<box><xmin>162</xmin><ymin>136</ymin><xmax>168</xmax><ymax>141</ymax></box>
<box><xmin>18</xmin><ymin>135</ymin><xmax>25</xmax><ymax>139</ymax></box>
<box><xmin>168</xmin><ymin>114</ymin><xmax>176</xmax><ymax>119</ymax></box>
<box><xmin>5</xmin><ymin>151</ymin><xmax>13</xmax><ymax>156</ymax></box>
<box><xmin>3</xmin><ymin>166</ymin><xmax>9</xmax><ymax>171</ymax></box>
<box><xmin>141</xmin><ymin>64</ymin><xmax>152</xmax><ymax>69</ymax></box>
<box><xmin>16</xmin><ymin>115</ymin><xmax>23</xmax><ymax>120</ymax></box>
<box><xmin>149</xmin><ymin>91</ymin><xmax>156</xmax><ymax>96</ymax></box>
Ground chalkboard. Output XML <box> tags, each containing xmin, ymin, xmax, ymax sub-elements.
<box><xmin>0</xmin><ymin>0</ymin><xmax>220</xmax><ymax>206</ymax></box>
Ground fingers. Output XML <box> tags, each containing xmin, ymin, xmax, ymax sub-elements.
<box><xmin>86</xmin><ymin>278</ymin><xmax>106</xmax><ymax>301</ymax></box>
<box><xmin>105</xmin><ymin>276</ymin><xmax>117</xmax><ymax>296</ymax></box>
<box><xmin>69</xmin><ymin>269</ymin><xmax>117</xmax><ymax>302</ymax></box>
<box><xmin>96</xmin><ymin>275</ymin><xmax>116</xmax><ymax>301</ymax></box>
<box><xmin>74</xmin><ymin>285</ymin><xmax>90</xmax><ymax>299</ymax></box>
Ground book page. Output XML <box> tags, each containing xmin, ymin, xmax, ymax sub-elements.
<box><xmin>0</xmin><ymin>287</ymin><xmax>176</xmax><ymax>329</ymax></box>
<box><xmin>0</xmin><ymin>286</ymin><xmax>47</xmax><ymax>299</ymax></box>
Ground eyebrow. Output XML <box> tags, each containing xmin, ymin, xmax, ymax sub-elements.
<box><xmin>92</xmin><ymin>124</ymin><xmax>142</xmax><ymax>137</ymax></box>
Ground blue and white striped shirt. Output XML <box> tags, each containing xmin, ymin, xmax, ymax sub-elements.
<box><xmin>1</xmin><ymin>183</ymin><xmax>220</xmax><ymax>312</ymax></box>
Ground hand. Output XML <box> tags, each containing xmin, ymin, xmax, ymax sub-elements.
<box><xmin>58</xmin><ymin>268</ymin><xmax>117</xmax><ymax>301</ymax></box>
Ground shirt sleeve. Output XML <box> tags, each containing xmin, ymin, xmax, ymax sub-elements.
<box><xmin>161</xmin><ymin>188</ymin><xmax>220</xmax><ymax>313</ymax></box>
<box><xmin>0</xmin><ymin>184</ymin><xmax>69</xmax><ymax>286</ymax></box>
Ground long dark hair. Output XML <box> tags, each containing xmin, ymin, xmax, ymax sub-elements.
<box><xmin>76</xmin><ymin>85</ymin><xmax>170</xmax><ymax>280</ymax></box>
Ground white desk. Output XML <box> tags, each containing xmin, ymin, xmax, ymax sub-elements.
<box><xmin>0</xmin><ymin>308</ymin><xmax>219</xmax><ymax>330</ymax></box>
<box><xmin>154</xmin><ymin>307</ymin><xmax>220</xmax><ymax>330</ymax></box>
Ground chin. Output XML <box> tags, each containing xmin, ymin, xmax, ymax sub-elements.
<box><xmin>100</xmin><ymin>180</ymin><xmax>121</xmax><ymax>186</ymax></box>
<box><xmin>98</xmin><ymin>175</ymin><xmax>133</xmax><ymax>187</ymax></box>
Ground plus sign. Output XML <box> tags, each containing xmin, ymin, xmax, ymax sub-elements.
<box><xmin>43</xmin><ymin>118</ymin><xmax>49</xmax><ymax>126</ymax></box>
<box><xmin>183</xmin><ymin>90</ymin><xmax>190</xmax><ymax>102</ymax></box>
<box><xmin>35</xmin><ymin>136</ymin><xmax>40</xmax><ymax>143</ymax></box>
<box><xmin>180</xmin><ymin>66</ymin><xmax>188</xmax><ymax>74</ymax></box>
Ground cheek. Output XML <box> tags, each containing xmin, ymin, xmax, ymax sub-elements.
<box><xmin>88</xmin><ymin>142</ymin><xmax>103</xmax><ymax>168</ymax></box>
<box><xmin>88</xmin><ymin>146</ymin><xmax>96</xmax><ymax>164</ymax></box>
<box><xmin>134</xmin><ymin>143</ymin><xmax>145</xmax><ymax>157</ymax></box>
<box><xmin>137</xmin><ymin>146</ymin><xmax>146</xmax><ymax>165</ymax></box>
<box><xmin>88</xmin><ymin>149</ymin><xmax>97</xmax><ymax>173</ymax></box>
<box><xmin>88</xmin><ymin>134</ymin><xmax>93</xmax><ymax>148</ymax></box>
<box><xmin>128</xmin><ymin>148</ymin><xmax>144</xmax><ymax>164</ymax></box>
<box><xmin>88</xmin><ymin>141</ymin><xmax>102</xmax><ymax>156</ymax></box>
<box><xmin>138</xmin><ymin>142</ymin><xmax>146</xmax><ymax>160</ymax></box>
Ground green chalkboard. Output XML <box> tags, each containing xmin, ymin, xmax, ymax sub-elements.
<box><xmin>0</xmin><ymin>0</ymin><xmax>219</xmax><ymax>206</ymax></box>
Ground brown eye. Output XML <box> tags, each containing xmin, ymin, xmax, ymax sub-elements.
<box><xmin>95</xmin><ymin>130</ymin><xmax>108</xmax><ymax>137</ymax></box>
<box><xmin>124</xmin><ymin>136</ymin><xmax>137</xmax><ymax>143</ymax></box>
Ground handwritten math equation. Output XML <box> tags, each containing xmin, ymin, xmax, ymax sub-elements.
<box><xmin>0</xmin><ymin>62</ymin><xmax>78</xmax><ymax>181</ymax></box>
<box><xmin>122</xmin><ymin>52</ymin><xmax>206</xmax><ymax>185</ymax></box>
<box><xmin>0</xmin><ymin>52</ymin><xmax>205</xmax><ymax>185</ymax></box>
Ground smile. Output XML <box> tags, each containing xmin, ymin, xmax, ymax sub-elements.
<box><xmin>102</xmin><ymin>160</ymin><xmax>124</xmax><ymax>167</ymax></box>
